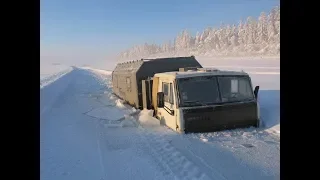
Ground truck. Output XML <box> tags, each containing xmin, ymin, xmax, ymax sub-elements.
<box><xmin>112</xmin><ymin>56</ymin><xmax>260</xmax><ymax>133</ymax></box>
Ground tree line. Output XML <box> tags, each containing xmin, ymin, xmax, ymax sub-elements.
<box><xmin>119</xmin><ymin>6</ymin><xmax>280</xmax><ymax>59</ymax></box>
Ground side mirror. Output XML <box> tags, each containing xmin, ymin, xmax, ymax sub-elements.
<box><xmin>157</xmin><ymin>92</ymin><xmax>164</xmax><ymax>108</ymax></box>
<box><xmin>254</xmin><ymin>86</ymin><xmax>260</xmax><ymax>99</ymax></box>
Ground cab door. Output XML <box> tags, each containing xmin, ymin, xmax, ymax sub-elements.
<box><xmin>157</xmin><ymin>79</ymin><xmax>177</xmax><ymax>131</ymax></box>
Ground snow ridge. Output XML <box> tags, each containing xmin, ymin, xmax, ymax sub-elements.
<box><xmin>40</xmin><ymin>67</ymin><xmax>73</xmax><ymax>89</ymax></box>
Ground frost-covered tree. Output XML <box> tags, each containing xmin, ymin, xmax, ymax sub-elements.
<box><xmin>161</xmin><ymin>41</ymin><xmax>173</xmax><ymax>53</ymax></box>
<box><xmin>194</xmin><ymin>32</ymin><xmax>201</xmax><ymax>47</ymax></box>
<box><xmin>267</xmin><ymin>7</ymin><xmax>277</xmax><ymax>44</ymax></box>
<box><xmin>230</xmin><ymin>24</ymin><xmax>239</xmax><ymax>47</ymax></box>
<box><xmin>246</xmin><ymin>17</ymin><xmax>257</xmax><ymax>45</ymax></box>
<box><xmin>274</xmin><ymin>7</ymin><xmax>280</xmax><ymax>45</ymax></box>
<box><xmin>238</xmin><ymin>20</ymin><xmax>246</xmax><ymax>45</ymax></box>
<box><xmin>181</xmin><ymin>30</ymin><xmax>192</xmax><ymax>49</ymax></box>
<box><xmin>118</xmin><ymin>5</ymin><xmax>280</xmax><ymax>59</ymax></box>
<box><xmin>257</xmin><ymin>12</ymin><xmax>268</xmax><ymax>45</ymax></box>
<box><xmin>174</xmin><ymin>32</ymin><xmax>182</xmax><ymax>51</ymax></box>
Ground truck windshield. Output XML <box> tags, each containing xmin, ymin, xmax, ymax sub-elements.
<box><xmin>178</xmin><ymin>76</ymin><xmax>221</xmax><ymax>107</ymax></box>
<box><xmin>177</xmin><ymin>76</ymin><xmax>254</xmax><ymax>107</ymax></box>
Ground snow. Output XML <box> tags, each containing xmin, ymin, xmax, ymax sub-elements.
<box><xmin>79</xmin><ymin>66</ymin><xmax>112</xmax><ymax>75</ymax></box>
<box><xmin>266</xmin><ymin>124</ymin><xmax>280</xmax><ymax>136</ymax></box>
<box><xmin>40</xmin><ymin>65</ymin><xmax>73</xmax><ymax>89</ymax></box>
<box><xmin>137</xmin><ymin>109</ymin><xmax>160</xmax><ymax>127</ymax></box>
<box><xmin>258</xmin><ymin>90</ymin><xmax>280</xmax><ymax>129</ymax></box>
<box><xmin>41</xmin><ymin>57</ymin><xmax>279</xmax><ymax>180</ymax></box>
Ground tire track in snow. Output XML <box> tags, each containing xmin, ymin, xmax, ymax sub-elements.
<box><xmin>182</xmin><ymin>132</ymin><xmax>279</xmax><ymax>179</ymax></box>
<box><xmin>135</xmin><ymin>129</ymin><xmax>177</xmax><ymax>179</ymax></box>
<box><xmin>96</xmin><ymin>122</ymin><xmax>106</xmax><ymax>180</ymax></box>
<box><xmin>137</xmin><ymin>127</ymin><xmax>213</xmax><ymax>180</ymax></box>
<box><xmin>40</xmin><ymin>70</ymin><xmax>74</xmax><ymax>117</ymax></box>
<box><xmin>173</xmin><ymin>135</ymin><xmax>233</xmax><ymax>180</ymax></box>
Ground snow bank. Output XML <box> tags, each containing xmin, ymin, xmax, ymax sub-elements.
<box><xmin>86</xmin><ymin>93</ymin><xmax>137</xmax><ymax>120</ymax></box>
<box><xmin>137</xmin><ymin>109</ymin><xmax>160</xmax><ymax>127</ymax></box>
<box><xmin>40</xmin><ymin>67</ymin><xmax>73</xmax><ymax>89</ymax></box>
<box><xmin>115</xmin><ymin>99</ymin><xmax>126</xmax><ymax>109</ymax></box>
<box><xmin>40</xmin><ymin>63</ymin><xmax>71</xmax><ymax>77</ymax></box>
<box><xmin>80</xmin><ymin>66</ymin><xmax>112</xmax><ymax>75</ymax></box>
<box><xmin>82</xmin><ymin>80</ymin><xmax>140</xmax><ymax>128</ymax></box>
<box><xmin>258</xmin><ymin>90</ymin><xmax>280</xmax><ymax>135</ymax></box>
<box><xmin>266</xmin><ymin>124</ymin><xmax>280</xmax><ymax>136</ymax></box>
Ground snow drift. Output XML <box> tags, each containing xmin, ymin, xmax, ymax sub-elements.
<box><xmin>40</xmin><ymin>67</ymin><xmax>73</xmax><ymax>89</ymax></box>
<box><xmin>137</xmin><ymin>109</ymin><xmax>160</xmax><ymax>127</ymax></box>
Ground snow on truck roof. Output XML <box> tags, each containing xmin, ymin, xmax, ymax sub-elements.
<box><xmin>154</xmin><ymin>69</ymin><xmax>249</xmax><ymax>79</ymax></box>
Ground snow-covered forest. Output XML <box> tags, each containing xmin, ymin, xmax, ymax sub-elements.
<box><xmin>118</xmin><ymin>6</ymin><xmax>280</xmax><ymax>60</ymax></box>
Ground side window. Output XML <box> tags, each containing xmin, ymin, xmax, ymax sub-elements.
<box><xmin>239</xmin><ymin>78</ymin><xmax>252</xmax><ymax>97</ymax></box>
<box><xmin>231</xmin><ymin>79</ymin><xmax>238</xmax><ymax>93</ymax></box>
<box><xmin>163</xmin><ymin>83</ymin><xmax>169</xmax><ymax>102</ymax></box>
<box><xmin>162</xmin><ymin>82</ymin><xmax>174</xmax><ymax>104</ymax></box>
<box><xmin>218</xmin><ymin>76</ymin><xmax>254</xmax><ymax>102</ymax></box>
<box><xmin>169</xmin><ymin>83</ymin><xmax>174</xmax><ymax>104</ymax></box>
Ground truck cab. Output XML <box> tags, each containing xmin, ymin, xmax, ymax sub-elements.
<box><xmin>153</xmin><ymin>68</ymin><xmax>260</xmax><ymax>133</ymax></box>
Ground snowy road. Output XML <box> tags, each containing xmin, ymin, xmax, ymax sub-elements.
<box><xmin>40</xmin><ymin>68</ymin><xmax>280</xmax><ymax>180</ymax></box>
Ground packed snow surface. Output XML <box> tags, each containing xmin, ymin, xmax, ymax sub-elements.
<box><xmin>40</xmin><ymin>65</ymin><xmax>73</xmax><ymax>89</ymax></box>
<box><xmin>40</xmin><ymin>58</ymin><xmax>279</xmax><ymax>180</ymax></box>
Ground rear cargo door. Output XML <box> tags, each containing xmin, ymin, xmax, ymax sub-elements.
<box><xmin>157</xmin><ymin>79</ymin><xmax>176</xmax><ymax>131</ymax></box>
